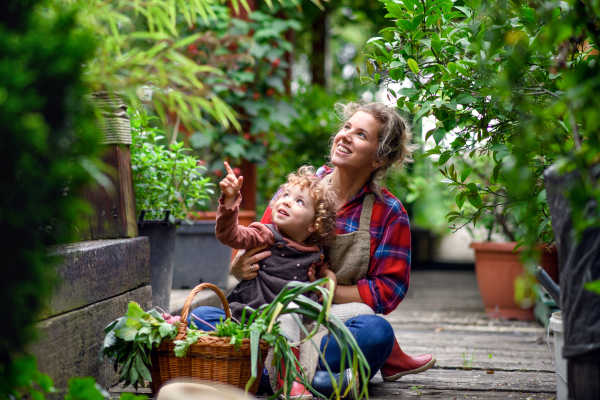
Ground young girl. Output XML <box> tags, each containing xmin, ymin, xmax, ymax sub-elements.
<box><xmin>215</xmin><ymin>162</ymin><xmax>337</xmax><ymax>400</ymax></box>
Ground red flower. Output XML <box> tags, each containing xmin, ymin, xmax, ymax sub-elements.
<box><xmin>253</xmin><ymin>92</ymin><xmax>260</xmax><ymax>101</ymax></box>
<box><xmin>271</xmin><ymin>58</ymin><xmax>281</xmax><ymax>68</ymax></box>
<box><xmin>266</xmin><ymin>88</ymin><xmax>276</xmax><ymax>97</ymax></box>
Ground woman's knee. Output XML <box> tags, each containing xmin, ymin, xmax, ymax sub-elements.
<box><xmin>348</xmin><ymin>315</ymin><xmax>394</xmax><ymax>354</ymax></box>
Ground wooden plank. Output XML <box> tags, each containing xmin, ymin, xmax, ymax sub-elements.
<box><xmin>78</xmin><ymin>145</ymin><xmax>138</xmax><ymax>240</ymax></box>
<box><xmin>29</xmin><ymin>286</ymin><xmax>152</xmax><ymax>398</ymax></box>
<box><xmin>42</xmin><ymin>237</ymin><xmax>150</xmax><ymax>318</ymax></box>
<box><xmin>116</xmin><ymin>145</ymin><xmax>138</xmax><ymax>237</ymax></box>
<box><xmin>369</xmin><ymin>369</ymin><xmax>556</xmax><ymax>394</ymax></box>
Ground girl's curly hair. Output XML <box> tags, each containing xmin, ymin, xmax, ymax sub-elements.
<box><xmin>272</xmin><ymin>166</ymin><xmax>337</xmax><ymax>245</ymax></box>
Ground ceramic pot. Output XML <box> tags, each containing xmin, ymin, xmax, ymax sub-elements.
<box><xmin>470</xmin><ymin>241</ymin><xmax>558</xmax><ymax>320</ymax></box>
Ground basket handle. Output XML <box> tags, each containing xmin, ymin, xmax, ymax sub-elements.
<box><xmin>175</xmin><ymin>283</ymin><xmax>231</xmax><ymax>340</ymax></box>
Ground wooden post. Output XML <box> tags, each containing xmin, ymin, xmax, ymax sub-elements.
<box><xmin>77</xmin><ymin>92</ymin><xmax>138</xmax><ymax>240</ymax></box>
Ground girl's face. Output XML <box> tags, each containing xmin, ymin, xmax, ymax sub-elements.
<box><xmin>272</xmin><ymin>184</ymin><xmax>316</xmax><ymax>243</ymax></box>
<box><xmin>330</xmin><ymin>111</ymin><xmax>380</xmax><ymax>173</ymax></box>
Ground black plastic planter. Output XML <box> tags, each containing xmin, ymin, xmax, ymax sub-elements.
<box><xmin>172</xmin><ymin>220</ymin><xmax>232</xmax><ymax>289</ymax></box>
<box><xmin>138</xmin><ymin>210</ymin><xmax>180</xmax><ymax>310</ymax></box>
<box><xmin>545</xmin><ymin>165</ymin><xmax>600</xmax><ymax>398</ymax></box>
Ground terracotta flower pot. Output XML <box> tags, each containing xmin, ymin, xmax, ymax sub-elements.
<box><xmin>470</xmin><ymin>242</ymin><xmax>559</xmax><ymax>320</ymax></box>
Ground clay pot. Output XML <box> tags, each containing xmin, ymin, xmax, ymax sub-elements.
<box><xmin>470</xmin><ymin>242</ymin><xmax>559</xmax><ymax>320</ymax></box>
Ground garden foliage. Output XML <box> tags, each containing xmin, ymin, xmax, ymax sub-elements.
<box><xmin>179</xmin><ymin>6</ymin><xmax>303</xmax><ymax>179</ymax></box>
<box><xmin>364</xmin><ymin>0</ymin><xmax>600</xmax><ymax>257</ymax></box>
<box><xmin>0</xmin><ymin>0</ymin><xmax>104</xmax><ymax>397</ymax></box>
<box><xmin>131</xmin><ymin>110</ymin><xmax>213</xmax><ymax>222</ymax></box>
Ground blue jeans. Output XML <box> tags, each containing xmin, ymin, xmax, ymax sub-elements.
<box><xmin>189</xmin><ymin>306</ymin><xmax>394</xmax><ymax>391</ymax></box>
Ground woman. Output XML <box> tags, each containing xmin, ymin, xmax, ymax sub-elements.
<box><xmin>193</xmin><ymin>102</ymin><xmax>435</xmax><ymax>397</ymax></box>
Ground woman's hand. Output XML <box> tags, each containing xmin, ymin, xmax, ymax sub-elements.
<box><xmin>322</xmin><ymin>269</ymin><xmax>337</xmax><ymax>294</ymax></box>
<box><xmin>230</xmin><ymin>245</ymin><xmax>271</xmax><ymax>281</ymax></box>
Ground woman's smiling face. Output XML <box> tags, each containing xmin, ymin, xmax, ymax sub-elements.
<box><xmin>331</xmin><ymin>111</ymin><xmax>380</xmax><ymax>173</ymax></box>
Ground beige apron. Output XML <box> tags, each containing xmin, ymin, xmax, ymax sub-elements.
<box><xmin>325</xmin><ymin>192</ymin><xmax>374</xmax><ymax>285</ymax></box>
<box><xmin>266</xmin><ymin>180</ymin><xmax>376</xmax><ymax>387</ymax></box>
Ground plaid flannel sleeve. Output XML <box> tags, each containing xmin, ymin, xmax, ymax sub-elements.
<box><xmin>357</xmin><ymin>202</ymin><xmax>411</xmax><ymax>315</ymax></box>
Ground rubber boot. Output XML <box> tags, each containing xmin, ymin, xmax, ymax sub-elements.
<box><xmin>311</xmin><ymin>369</ymin><xmax>358</xmax><ymax>400</ymax></box>
<box><xmin>380</xmin><ymin>338</ymin><xmax>436</xmax><ymax>381</ymax></box>
<box><xmin>277</xmin><ymin>347</ymin><xmax>313</xmax><ymax>400</ymax></box>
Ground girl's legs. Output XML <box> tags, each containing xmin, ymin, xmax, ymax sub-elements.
<box><xmin>187</xmin><ymin>306</ymin><xmax>226</xmax><ymax>330</ymax></box>
<box><xmin>317</xmin><ymin>314</ymin><xmax>394</xmax><ymax>380</ymax></box>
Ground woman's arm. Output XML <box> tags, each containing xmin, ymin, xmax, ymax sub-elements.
<box><xmin>356</xmin><ymin>198</ymin><xmax>411</xmax><ymax>314</ymax></box>
<box><xmin>333</xmin><ymin>284</ymin><xmax>364</xmax><ymax>304</ymax></box>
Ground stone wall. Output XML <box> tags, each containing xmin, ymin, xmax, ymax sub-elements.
<box><xmin>29</xmin><ymin>237</ymin><xmax>151</xmax><ymax>393</ymax></box>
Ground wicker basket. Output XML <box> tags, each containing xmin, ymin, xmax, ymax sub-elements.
<box><xmin>149</xmin><ymin>283</ymin><xmax>270</xmax><ymax>394</ymax></box>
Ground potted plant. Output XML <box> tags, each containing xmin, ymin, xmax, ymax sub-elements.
<box><xmin>99</xmin><ymin>280</ymin><xmax>370</xmax><ymax>399</ymax></box>
<box><xmin>131</xmin><ymin>110</ymin><xmax>213</xmax><ymax>310</ymax></box>
<box><xmin>364</xmin><ymin>0</ymin><xmax>599</xmax><ymax>392</ymax></box>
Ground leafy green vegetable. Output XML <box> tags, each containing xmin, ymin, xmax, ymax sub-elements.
<box><xmin>98</xmin><ymin>302</ymin><xmax>177</xmax><ymax>389</ymax></box>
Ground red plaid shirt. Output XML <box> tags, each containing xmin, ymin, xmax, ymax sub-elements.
<box><xmin>261</xmin><ymin>166</ymin><xmax>411</xmax><ymax>315</ymax></box>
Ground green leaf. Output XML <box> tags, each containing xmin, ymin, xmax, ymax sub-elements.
<box><xmin>456</xmin><ymin>93</ymin><xmax>477</xmax><ymax>104</ymax></box>
<box><xmin>125</xmin><ymin>302</ymin><xmax>146</xmax><ymax>321</ymax></box>
<box><xmin>512</xmin><ymin>202</ymin><xmax>528</xmax><ymax>223</ymax></box>
<box><xmin>135</xmin><ymin>353</ymin><xmax>153</xmax><ymax>382</ymax></box>
<box><xmin>65</xmin><ymin>377</ymin><xmax>105</xmax><ymax>400</ymax></box>
<box><xmin>461</xmin><ymin>168</ymin><xmax>474</xmax><ymax>183</ymax></box>
<box><xmin>467</xmin><ymin>194</ymin><xmax>483</xmax><ymax>208</ymax></box>
<box><xmin>413</xmin><ymin>105</ymin><xmax>432</xmax><ymax>123</ymax></box>
<box><xmin>432</xmin><ymin>127</ymin><xmax>446</xmax><ymax>145</ymax></box>
<box><xmin>396</xmin><ymin>19</ymin><xmax>413</xmax><ymax>32</ymax></box>
<box><xmin>538</xmin><ymin>218</ymin><xmax>551</xmax><ymax>237</ymax></box>
<box><xmin>492</xmin><ymin>162</ymin><xmax>503</xmax><ymax>183</ymax></box>
<box><xmin>491</xmin><ymin>144</ymin><xmax>510</xmax><ymax>161</ymax></box>
<box><xmin>584</xmin><ymin>280</ymin><xmax>600</xmax><ymax>296</ymax></box>
<box><xmin>432</xmin><ymin>40</ymin><xmax>442</xmax><ymax>54</ymax></box>
<box><xmin>390</xmin><ymin>68</ymin><xmax>404</xmax><ymax>81</ymax></box>
<box><xmin>407</xmin><ymin>58</ymin><xmax>420</xmax><ymax>75</ymax></box>
<box><xmin>411</xmin><ymin>14</ymin><xmax>426</xmax><ymax>31</ymax></box>
<box><xmin>115</xmin><ymin>325</ymin><xmax>139</xmax><ymax>342</ymax></box>
<box><xmin>537</xmin><ymin>189</ymin><xmax>547</xmax><ymax>204</ymax></box>
<box><xmin>447</xmin><ymin>62</ymin><xmax>457</xmax><ymax>75</ymax></box>
<box><xmin>456</xmin><ymin>192</ymin><xmax>467</xmax><ymax>209</ymax></box>
<box><xmin>438</xmin><ymin>151</ymin><xmax>452</xmax><ymax>166</ymax></box>
<box><xmin>158</xmin><ymin>322</ymin><xmax>175</xmax><ymax>338</ymax></box>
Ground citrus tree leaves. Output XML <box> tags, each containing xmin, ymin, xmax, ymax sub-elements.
<box><xmin>363</xmin><ymin>0</ymin><xmax>591</xmax><ymax>248</ymax></box>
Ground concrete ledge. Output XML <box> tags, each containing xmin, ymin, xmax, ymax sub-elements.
<box><xmin>44</xmin><ymin>237</ymin><xmax>150</xmax><ymax>318</ymax></box>
<box><xmin>30</xmin><ymin>285</ymin><xmax>152</xmax><ymax>395</ymax></box>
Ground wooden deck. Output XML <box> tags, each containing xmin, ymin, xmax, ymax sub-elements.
<box><xmin>109</xmin><ymin>270</ymin><xmax>559</xmax><ymax>399</ymax></box>
<box><xmin>367</xmin><ymin>270</ymin><xmax>557</xmax><ymax>400</ymax></box>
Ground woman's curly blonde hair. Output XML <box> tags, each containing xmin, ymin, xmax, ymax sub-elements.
<box><xmin>272</xmin><ymin>166</ymin><xmax>337</xmax><ymax>245</ymax></box>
